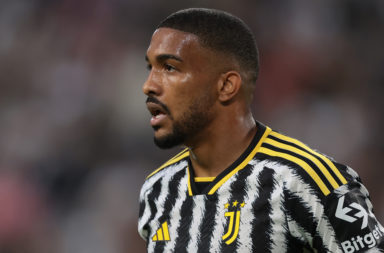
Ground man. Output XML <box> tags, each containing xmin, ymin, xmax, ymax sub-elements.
<box><xmin>138</xmin><ymin>8</ymin><xmax>384</xmax><ymax>253</ymax></box>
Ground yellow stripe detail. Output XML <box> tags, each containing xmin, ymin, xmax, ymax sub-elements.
<box><xmin>162</xmin><ymin>222</ymin><xmax>170</xmax><ymax>241</ymax></box>
<box><xmin>194</xmin><ymin>177</ymin><xmax>215</xmax><ymax>182</ymax></box>
<box><xmin>208</xmin><ymin>127</ymin><xmax>272</xmax><ymax>195</ymax></box>
<box><xmin>187</xmin><ymin>167</ymin><xmax>193</xmax><ymax>196</ymax></box>
<box><xmin>269</xmin><ymin>132</ymin><xmax>347</xmax><ymax>185</ymax></box>
<box><xmin>146</xmin><ymin>149</ymin><xmax>189</xmax><ymax>179</ymax></box>
<box><xmin>264</xmin><ymin>138</ymin><xmax>340</xmax><ymax>189</ymax></box>
<box><xmin>222</xmin><ymin>212</ymin><xmax>234</xmax><ymax>240</ymax></box>
<box><xmin>225</xmin><ymin>211</ymin><xmax>241</xmax><ymax>245</ymax></box>
<box><xmin>259</xmin><ymin>147</ymin><xmax>330</xmax><ymax>195</ymax></box>
<box><xmin>156</xmin><ymin>228</ymin><xmax>163</xmax><ymax>241</ymax></box>
<box><xmin>152</xmin><ymin>234</ymin><xmax>158</xmax><ymax>241</ymax></box>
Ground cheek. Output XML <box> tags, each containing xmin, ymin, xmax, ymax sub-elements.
<box><xmin>169</xmin><ymin>73</ymin><xmax>193</xmax><ymax>90</ymax></box>
<box><xmin>164</xmin><ymin>73</ymin><xmax>215</xmax><ymax>116</ymax></box>
<box><xmin>166</xmin><ymin>73</ymin><xmax>197</xmax><ymax>100</ymax></box>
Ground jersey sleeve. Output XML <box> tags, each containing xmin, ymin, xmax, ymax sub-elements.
<box><xmin>322</xmin><ymin>177</ymin><xmax>384</xmax><ymax>253</ymax></box>
<box><xmin>138</xmin><ymin>185</ymin><xmax>150</xmax><ymax>242</ymax></box>
<box><xmin>284</xmin><ymin>165</ymin><xmax>384</xmax><ymax>253</ymax></box>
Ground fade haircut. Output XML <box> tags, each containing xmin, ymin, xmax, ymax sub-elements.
<box><xmin>158</xmin><ymin>8</ymin><xmax>259</xmax><ymax>85</ymax></box>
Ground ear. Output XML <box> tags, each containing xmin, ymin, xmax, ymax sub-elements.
<box><xmin>217</xmin><ymin>71</ymin><xmax>242</xmax><ymax>103</ymax></box>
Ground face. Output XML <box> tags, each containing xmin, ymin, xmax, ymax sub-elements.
<box><xmin>143</xmin><ymin>28</ymin><xmax>221</xmax><ymax>149</ymax></box>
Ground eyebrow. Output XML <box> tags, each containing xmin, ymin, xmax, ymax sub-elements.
<box><xmin>145</xmin><ymin>54</ymin><xmax>183</xmax><ymax>63</ymax></box>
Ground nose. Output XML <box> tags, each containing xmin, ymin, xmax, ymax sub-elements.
<box><xmin>142</xmin><ymin>70</ymin><xmax>161</xmax><ymax>96</ymax></box>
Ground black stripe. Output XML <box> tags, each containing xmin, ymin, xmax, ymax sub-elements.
<box><xmin>162</xmin><ymin>168</ymin><xmax>187</xmax><ymax>217</ymax></box>
<box><xmin>197</xmin><ymin>194</ymin><xmax>219</xmax><ymax>253</ymax></box>
<box><xmin>334</xmin><ymin>161</ymin><xmax>354</xmax><ymax>183</ymax></box>
<box><xmin>262</xmin><ymin>143</ymin><xmax>334</xmax><ymax>193</ymax></box>
<box><xmin>285</xmin><ymin>232</ymin><xmax>312</xmax><ymax>253</ymax></box>
<box><xmin>268</xmin><ymin>134</ymin><xmax>344</xmax><ymax>186</ymax></box>
<box><xmin>284</xmin><ymin>190</ymin><xmax>327</xmax><ymax>252</ymax></box>
<box><xmin>195</xmin><ymin>181</ymin><xmax>211</xmax><ymax>193</ymax></box>
<box><xmin>268</xmin><ymin>135</ymin><xmax>308</xmax><ymax>153</ymax></box>
<box><xmin>220</xmin><ymin>164</ymin><xmax>254</xmax><ymax>252</ymax></box>
<box><xmin>188</xmin><ymin>161</ymin><xmax>200</xmax><ymax>195</ymax></box>
<box><xmin>173</xmin><ymin>197</ymin><xmax>195</xmax><ymax>253</ymax></box>
<box><xmin>230</xmin><ymin>164</ymin><xmax>255</xmax><ymax>200</ymax></box>
<box><xmin>147</xmin><ymin>178</ymin><xmax>163</xmax><ymax>237</ymax></box>
<box><xmin>250</xmin><ymin>167</ymin><xmax>275</xmax><ymax>252</ymax></box>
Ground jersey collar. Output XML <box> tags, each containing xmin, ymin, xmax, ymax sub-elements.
<box><xmin>187</xmin><ymin>121</ymin><xmax>271</xmax><ymax>196</ymax></box>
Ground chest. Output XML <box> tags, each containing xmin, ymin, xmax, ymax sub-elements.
<box><xmin>147</xmin><ymin>181</ymin><xmax>287</xmax><ymax>253</ymax></box>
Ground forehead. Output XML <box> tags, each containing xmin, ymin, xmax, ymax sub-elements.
<box><xmin>146</xmin><ymin>28</ymin><xmax>208</xmax><ymax>62</ymax></box>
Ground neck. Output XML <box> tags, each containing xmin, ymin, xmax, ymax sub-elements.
<box><xmin>186</xmin><ymin>110</ymin><xmax>257</xmax><ymax>178</ymax></box>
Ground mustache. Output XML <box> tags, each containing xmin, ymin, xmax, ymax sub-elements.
<box><xmin>146</xmin><ymin>96</ymin><xmax>171</xmax><ymax>115</ymax></box>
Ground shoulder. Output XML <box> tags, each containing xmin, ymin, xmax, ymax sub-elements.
<box><xmin>256</xmin><ymin>130</ymin><xmax>384</xmax><ymax>251</ymax></box>
<box><xmin>256</xmin><ymin>129</ymin><xmax>354</xmax><ymax>198</ymax></box>
<box><xmin>139</xmin><ymin>148</ymin><xmax>189</xmax><ymax>200</ymax></box>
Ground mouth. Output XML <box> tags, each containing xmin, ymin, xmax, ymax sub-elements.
<box><xmin>147</xmin><ymin>102</ymin><xmax>166</xmax><ymax>116</ymax></box>
<box><xmin>146</xmin><ymin>101</ymin><xmax>168</xmax><ymax>128</ymax></box>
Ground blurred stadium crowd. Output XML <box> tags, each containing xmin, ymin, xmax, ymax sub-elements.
<box><xmin>0</xmin><ymin>0</ymin><xmax>383</xmax><ymax>252</ymax></box>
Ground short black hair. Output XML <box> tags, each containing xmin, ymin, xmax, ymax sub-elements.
<box><xmin>158</xmin><ymin>8</ymin><xmax>259</xmax><ymax>85</ymax></box>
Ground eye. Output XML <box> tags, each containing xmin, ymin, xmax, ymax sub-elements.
<box><xmin>164</xmin><ymin>63</ymin><xmax>176</xmax><ymax>72</ymax></box>
<box><xmin>146</xmin><ymin>64</ymin><xmax>152</xmax><ymax>71</ymax></box>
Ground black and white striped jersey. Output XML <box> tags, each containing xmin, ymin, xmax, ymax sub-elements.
<box><xmin>138</xmin><ymin>122</ymin><xmax>384</xmax><ymax>253</ymax></box>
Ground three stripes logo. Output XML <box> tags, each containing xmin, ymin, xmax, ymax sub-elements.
<box><xmin>259</xmin><ymin>131</ymin><xmax>348</xmax><ymax>196</ymax></box>
<box><xmin>222</xmin><ymin>201</ymin><xmax>245</xmax><ymax>245</ymax></box>
<box><xmin>152</xmin><ymin>221</ymin><xmax>171</xmax><ymax>242</ymax></box>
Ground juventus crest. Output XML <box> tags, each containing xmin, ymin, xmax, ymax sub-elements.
<box><xmin>222</xmin><ymin>200</ymin><xmax>245</xmax><ymax>245</ymax></box>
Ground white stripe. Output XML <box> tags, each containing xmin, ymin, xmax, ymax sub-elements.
<box><xmin>236</xmin><ymin>160</ymin><xmax>266</xmax><ymax>252</ymax></box>
<box><xmin>186</xmin><ymin>195</ymin><xmax>207</xmax><ymax>253</ymax></box>
<box><xmin>163</xmin><ymin>174</ymin><xmax>189</xmax><ymax>252</ymax></box>
<box><xmin>208</xmin><ymin>173</ymin><xmax>239</xmax><ymax>253</ymax></box>
<box><xmin>346</xmin><ymin>166</ymin><xmax>359</xmax><ymax>180</ymax></box>
<box><xmin>268</xmin><ymin>165</ymin><xmax>288</xmax><ymax>253</ymax></box>
<box><xmin>333</xmin><ymin>183</ymin><xmax>350</xmax><ymax>196</ymax></box>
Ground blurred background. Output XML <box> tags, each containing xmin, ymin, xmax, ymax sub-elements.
<box><xmin>0</xmin><ymin>0</ymin><xmax>383</xmax><ymax>252</ymax></box>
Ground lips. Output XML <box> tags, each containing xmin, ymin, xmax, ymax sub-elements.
<box><xmin>146</xmin><ymin>100</ymin><xmax>168</xmax><ymax>127</ymax></box>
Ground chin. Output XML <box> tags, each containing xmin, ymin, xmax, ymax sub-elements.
<box><xmin>153</xmin><ymin>131</ymin><xmax>185</xmax><ymax>149</ymax></box>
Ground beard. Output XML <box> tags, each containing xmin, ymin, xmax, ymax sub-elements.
<box><xmin>154</xmin><ymin>93</ymin><xmax>215</xmax><ymax>149</ymax></box>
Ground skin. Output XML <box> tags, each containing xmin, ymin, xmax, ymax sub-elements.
<box><xmin>143</xmin><ymin>27</ymin><xmax>257</xmax><ymax>177</ymax></box>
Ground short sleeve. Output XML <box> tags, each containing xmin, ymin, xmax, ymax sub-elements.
<box><xmin>138</xmin><ymin>187</ymin><xmax>150</xmax><ymax>241</ymax></box>
<box><xmin>322</xmin><ymin>180</ymin><xmax>384</xmax><ymax>252</ymax></box>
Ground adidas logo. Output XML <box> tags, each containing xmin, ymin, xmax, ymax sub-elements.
<box><xmin>152</xmin><ymin>221</ymin><xmax>171</xmax><ymax>242</ymax></box>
